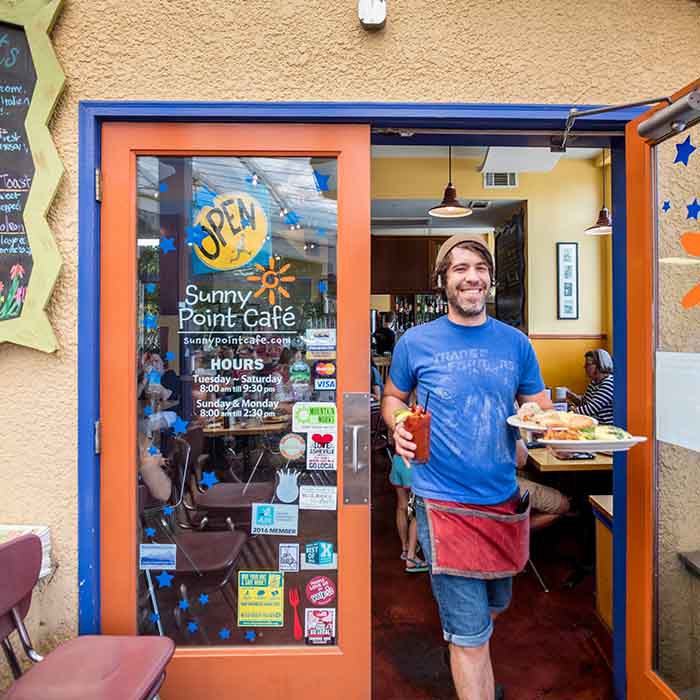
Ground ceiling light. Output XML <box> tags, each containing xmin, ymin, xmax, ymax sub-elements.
<box><xmin>585</xmin><ymin>149</ymin><xmax>612</xmax><ymax>236</ymax></box>
<box><xmin>429</xmin><ymin>146</ymin><xmax>472</xmax><ymax>218</ymax></box>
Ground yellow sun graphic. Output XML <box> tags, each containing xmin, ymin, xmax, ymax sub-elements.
<box><xmin>247</xmin><ymin>258</ymin><xmax>296</xmax><ymax>305</ymax></box>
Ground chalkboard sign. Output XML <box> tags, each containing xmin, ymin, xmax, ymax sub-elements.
<box><xmin>0</xmin><ymin>0</ymin><xmax>65</xmax><ymax>353</ymax></box>
<box><xmin>0</xmin><ymin>21</ymin><xmax>36</xmax><ymax>321</ymax></box>
<box><xmin>495</xmin><ymin>211</ymin><xmax>526</xmax><ymax>330</ymax></box>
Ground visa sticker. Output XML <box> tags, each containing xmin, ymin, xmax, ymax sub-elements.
<box><xmin>314</xmin><ymin>377</ymin><xmax>336</xmax><ymax>390</ymax></box>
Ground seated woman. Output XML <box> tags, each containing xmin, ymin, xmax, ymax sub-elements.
<box><xmin>567</xmin><ymin>349</ymin><xmax>614</xmax><ymax>425</ymax></box>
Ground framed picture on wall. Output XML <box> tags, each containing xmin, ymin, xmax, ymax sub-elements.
<box><xmin>556</xmin><ymin>242</ymin><xmax>579</xmax><ymax>320</ymax></box>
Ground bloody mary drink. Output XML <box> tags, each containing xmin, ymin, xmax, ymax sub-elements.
<box><xmin>403</xmin><ymin>405</ymin><xmax>431</xmax><ymax>463</ymax></box>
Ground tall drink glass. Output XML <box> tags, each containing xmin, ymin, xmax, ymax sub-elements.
<box><xmin>404</xmin><ymin>407</ymin><xmax>431</xmax><ymax>463</ymax></box>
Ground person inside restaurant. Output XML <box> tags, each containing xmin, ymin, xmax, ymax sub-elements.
<box><xmin>567</xmin><ymin>349</ymin><xmax>614</xmax><ymax>425</ymax></box>
<box><xmin>373</xmin><ymin>311</ymin><xmax>396</xmax><ymax>356</ymax></box>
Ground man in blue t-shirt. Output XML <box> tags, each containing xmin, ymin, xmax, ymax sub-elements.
<box><xmin>382</xmin><ymin>234</ymin><xmax>551</xmax><ymax>700</ymax></box>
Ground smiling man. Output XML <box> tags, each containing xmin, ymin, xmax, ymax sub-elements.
<box><xmin>382</xmin><ymin>234</ymin><xmax>551</xmax><ymax>700</ymax></box>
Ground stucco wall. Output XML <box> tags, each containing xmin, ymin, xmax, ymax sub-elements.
<box><xmin>1</xmin><ymin>0</ymin><xmax>699</xmax><ymax>686</ymax></box>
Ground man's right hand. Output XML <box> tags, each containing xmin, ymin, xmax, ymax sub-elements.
<box><xmin>393</xmin><ymin>420</ymin><xmax>416</xmax><ymax>464</ymax></box>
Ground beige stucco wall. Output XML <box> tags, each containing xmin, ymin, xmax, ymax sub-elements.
<box><xmin>1</xmin><ymin>0</ymin><xmax>699</xmax><ymax>688</ymax></box>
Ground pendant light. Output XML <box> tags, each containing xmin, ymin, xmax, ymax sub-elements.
<box><xmin>585</xmin><ymin>149</ymin><xmax>612</xmax><ymax>235</ymax></box>
<box><xmin>429</xmin><ymin>146</ymin><xmax>472</xmax><ymax>218</ymax></box>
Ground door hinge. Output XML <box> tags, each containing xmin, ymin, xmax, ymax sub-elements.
<box><xmin>95</xmin><ymin>167</ymin><xmax>102</xmax><ymax>202</ymax></box>
<box><xmin>94</xmin><ymin>420</ymin><xmax>101</xmax><ymax>455</ymax></box>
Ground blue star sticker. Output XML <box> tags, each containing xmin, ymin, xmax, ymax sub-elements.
<box><xmin>187</xmin><ymin>621</ymin><xmax>198</xmax><ymax>634</ymax></box>
<box><xmin>316</xmin><ymin>227</ymin><xmax>327</xmax><ymax>237</ymax></box>
<box><xmin>674</xmin><ymin>136</ymin><xmax>696</xmax><ymax>166</ymax></box>
<box><xmin>319</xmin><ymin>280</ymin><xmax>328</xmax><ymax>294</ymax></box>
<box><xmin>148</xmin><ymin>446</ymin><xmax>159</xmax><ymax>456</ymax></box>
<box><xmin>163</xmin><ymin>506</ymin><xmax>174</xmax><ymax>516</ymax></box>
<box><xmin>143</xmin><ymin>313</ymin><xmax>157</xmax><ymax>330</ymax></box>
<box><xmin>147</xmin><ymin>369</ymin><xmax>161</xmax><ymax>384</ymax></box>
<box><xmin>155</xmin><ymin>571</ymin><xmax>174</xmax><ymax>588</ymax></box>
<box><xmin>688</xmin><ymin>199</ymin><xmax>700</xmax><ymax>220</ymax></box>
<box><xmin>145</xmin><ymin>527</ymin><xmax>156</xmax><ymax>538</ymax></box>
<box><xmin>662</xmin><ymin>200</ymin><xmax>671</xmax><ymax>212</ymax></box>
<box><xmin>185</xmin><ymin>225</ymin><xmax>206</xmax><ymax>247</ymax></box>
<box><xmin>159</xmin><ymin>182</ymin><xmax>169</xmax><ymax>193</ymax></box>
<box><xmin>219</xmin><ymin>628</ymin><xmax>231</xmax><ymax>640</ymax></box>
<box><xmin>198</xmin><ymin>594</ymin><xmax>209</xmax><ymax>606</ymax></box>
<box><xmin>165</xmin><ymin>351</ymin><xmax>175</xmax><ymax>362</ymax></box>
<box><xmin>160</xmin><ymin>237</ymin><xmax>176</xmax><ymax>254</ymax></box>
<box><xmin>145</xmin><ymin>283</ymin><xmax>157</xmax><ymax>294</ymax></box>
<box><xmin>284</xmin><ymin>211</ymin><xmax>300</xmax><ymax>226</ymax></box>
<box><xmin>200</xmin><ymin>471</ymin><xmax>220</xmax><ymax>490</ymax></box>
<box><xmin>178</xmin><ymin>599</ymin><xmax>190</xmax><ymax>610</ymax></box>
<box><xmin>313</xmin><ymin>170</ymin><xmax>331</xmax><ymax>192</ymax></box>
<box><xmin>144</xmin><ymin>406</ymin><xmax>153</xmax><ymax>416</ymax></box>
<box><xmin>149</xmin><ymin>612</ymin><xmax>160</xmax><ymax>624</ymax></box>
<box><xmin>245</xmin><ymin>630</ymin><xmax>257</xmax><ymax>642</ymax></box>
<box><xmin>172</xmin><ymin>416</ymin><xmax>189</xmax><ymax>435</ymax></box>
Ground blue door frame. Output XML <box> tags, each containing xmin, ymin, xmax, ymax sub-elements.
<box><xmin>78</xmin><ymin>100</ymin><xmax>643</xmax><ymax>699</ymax></box>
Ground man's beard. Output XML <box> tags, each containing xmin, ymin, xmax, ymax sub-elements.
<box><xmin>446</xmin><ymin>286</ymin><xmax>487</xmax><ymax>318</ymax></box>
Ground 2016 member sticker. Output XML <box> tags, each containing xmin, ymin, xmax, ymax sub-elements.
<box><xmin>279</xmin><ymin>433</ymin><xmax>306</xmax><ymax>461</ymax></box>
<box><xmin>251</xmin><ymin>503</ymin><xmax>299</xmax><ymax>535</ymax></box>
<box><xmin>307</xmin><ymin>431</ymin><xmax>337</xmax><ymax>471</ymax></box>
<box><xmin>299</xmin><ymin>485</ymin><xmax>337</xmax><ymax>510</ymax></box>
<box><xmin>306</xmin><ymin>575</ymin><xmax>336</xmax><ymax>606</ymax></box>
<box><xmin>305</xmin><ymin>607</ymin><xmax>336</xmax><ymax>645</ymax></box>
<box><xmin>279</xmin><ymin>543</ymin><xmax>300</xmax><ymax>572</ymax></box>
<box><xmin>238</xmin><ymin>571</ymin><xmax>284</xmax><ymax>627</ymax></box>
<box><xmin>292</xmin><ymin>402</ymin><xmax>337</xmax><ymax>432</ymax></box>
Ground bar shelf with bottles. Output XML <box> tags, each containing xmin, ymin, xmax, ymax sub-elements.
<box><xmin>392</xmin><ymin>293</ymin><xmax>446</xmax><ymax>334</ymax></box>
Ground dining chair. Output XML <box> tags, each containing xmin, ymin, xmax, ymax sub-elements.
<box><xmin>1</xmin><ymin>534</ymin><xmax>174</xmax><ymax>700</ymax></box>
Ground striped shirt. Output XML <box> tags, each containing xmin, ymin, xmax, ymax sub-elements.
<box><xmin>576</xmin><ymin>374</ymin><xmax>614</xmax><ymax>425</ymax></box>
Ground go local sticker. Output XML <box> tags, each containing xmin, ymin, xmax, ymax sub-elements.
<box><xmin>192</xmin><ymin>192</ymin><xmax>268</xmax><ymax>272</ymax></box>
<box><xmin>293</xmin><ymin>402</ymin><xmax>337</xmax><ymax>432</ymax></box>
<box><xmin>280</xmin><ymin>433</ymin><xmax>306</xmax><ymax>461</ymax></box>
<box><xmin>305</xmin><ymin>575</ymin><xmax>336</xmax><ymax>606</ymax></box>
<box><xmin>307</xmin><ymin>431</ymin><xmax>337</xmax><ymax>471</ymax></box>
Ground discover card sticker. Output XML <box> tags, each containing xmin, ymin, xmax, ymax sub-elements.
<box><xmin>251</xmin><ymin>503</ymin><xmax>299</xmax><ymax>535</ymax></box>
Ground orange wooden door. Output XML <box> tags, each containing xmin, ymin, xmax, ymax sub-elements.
<box><xmin>626</xmin><ymin>79</ymin><xmax>700</xmax><ymax>700</ymax></box>
<box><xmin>100</xmin><ymin>123</ymin><xmax>371</xmax><ymax>699</ymax></box>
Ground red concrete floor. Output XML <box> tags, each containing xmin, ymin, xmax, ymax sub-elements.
<box><xmin>371</xmin><ymin>452</ymin><xmax>614</xmax><ymax>700</ymax></box>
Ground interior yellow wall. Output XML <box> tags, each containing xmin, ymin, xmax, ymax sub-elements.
<box><xmin>0</xmin><ymin>0</ymin><xmax>698</xmax><ymax>680</ymax></box>
<box><xmin>372</xmin><ymin>157</ymin><xmax>611</xmax><ymax>388</ymax></box>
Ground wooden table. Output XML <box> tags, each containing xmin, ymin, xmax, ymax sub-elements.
<box><xmin>528</xmin><ymin>448</ymin><xmax>613</xmax><ymax>473</ymax></box>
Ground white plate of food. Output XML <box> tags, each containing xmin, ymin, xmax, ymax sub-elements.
<box><xmin>507</xmin><ymin>402</ymin><xmax>597</xmax><ymax>433</ymax></box>
<box><xmin>538</xmin><ymin>425</ymin><xmax>647</xmax><ymax>452</ymax></box>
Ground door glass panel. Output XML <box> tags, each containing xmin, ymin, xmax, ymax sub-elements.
<box><xmin>653</xmin><ymin>121</ymin><xmax>700</xmax><ymax>693</ymax></box>
<box><xmin>135</xmin><ymin>156</ymin><xmax>339</xmax><ymax>647</ymax></box>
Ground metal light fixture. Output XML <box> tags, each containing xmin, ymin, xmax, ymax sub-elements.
<box><xmin>585</xmin><ymin>149</ymin><xmax>612</xmax><ymax>236</ymax></box>
<box><xmin>429</xmin><ymin>146</ymin><xmax>472</xmax><ymax>218</ymax></box>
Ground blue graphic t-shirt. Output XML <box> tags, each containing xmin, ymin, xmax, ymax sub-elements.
<box><xmin>390</xmin><ymin>315</ymin><xmax>545</xmax><ymax>505</ymax></box>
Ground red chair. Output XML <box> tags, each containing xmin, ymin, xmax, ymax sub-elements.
<box><xmin>1</xmin><ymin>534</ymin><xmax>175</xmax><ymax>700</ymax></box>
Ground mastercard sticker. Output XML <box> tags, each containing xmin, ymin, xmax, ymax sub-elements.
<box><xmin>313</xmin><ymin>361</ymin><xmax>336</xmax><ymax>378</ymax></box>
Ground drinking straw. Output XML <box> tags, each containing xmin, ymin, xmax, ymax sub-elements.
<box><xmin>424</xmin><ymin>390</ymin><xmax>431</xmax><ymax>413</ymax></box>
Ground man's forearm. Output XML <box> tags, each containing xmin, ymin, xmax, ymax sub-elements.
<box><xmin>381</xmin><ymin>394</ymin><xmax>409</xmax><ymax>431</ymax></box>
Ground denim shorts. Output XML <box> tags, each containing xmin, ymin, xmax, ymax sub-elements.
<box><xmin>415</xmin><ymin>497</ymin><xmax>513</xmax><ymax>648</ymax></box>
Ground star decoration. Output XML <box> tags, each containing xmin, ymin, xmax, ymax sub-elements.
<box><xmin>172</xmin><ymin>416</ymin><xmax>189</xmax><ymax>435</ymax></box>
<box><xmin>198</xmin><ymin>594</ymin><xmax>209</xmax><ymax>606</ymax></box>
<box><xmin>163</xmin><ymin>506</ymin><xmax>174</xmax><ymax>516</ymax></box>
<box><xmin>148</xmin><ymin>446</ymin><xmax>159</xmax><ymax>456</ymax></box>
<box><xmin>219</xmin><ymin>628</ymin><xmax>231</xmax><ymax>640</ymax></box>
<box><xmin>155</xmin><ymin>571</ymin><xmax>174</xmax><ymax>588</ymax></box>
<box><xmin>284</xmin><ymin>211</ymin><xmax>300</xmax><ymax>226</ymax></box>
<box><xmin>147</xmin><ymin>369</ymin><xmax>161</xmax><ymax>384</ymax></box>
<box><xmin>145</xmin><ymin>283</ymin><xmax>157</xmax><ymax>294</ymax></box>
<box><xmin>245</xmin><ymin>630</ymin><xmax>257</xmax><ymax>642</ymax></box>
<box><xmin>674</xmin><ymin>136</ymin><xmax>696</xmax><ymax>166</ymax></box>
<box><xmin>178</xmin><ymin>599</ymin><xmax>190</xmax><ymax>610</ymax></box>
<box><xmin>200</xmin><ymin>471</ymin><xmax>220</xmax><ymax>490</ymax></box>
<box><xmin>149</xmin><ymin>612</ymin><xmax>160</xmax><ymax>624</ymax></box>
<box><xmin>185</xmin><ymin>225</ymin><xmax>206</xmax><ymax>247</ymax></box>
<box><xmin>160</xmin><ymin>237</ymin><xmax>176</xmax><ymax>254</ymax></box>
<box><xmin>319</xmin><ymin>280</ymin><xmax>328</xmax><ymax>294</ymax></box>
<box><xmin>313</xmin><ymin>170</ymin><xmax>331</xmax><ymax>192</ymax></box>
<box><xmin>662</xmin><ymin>201</ymin><xmax>671</xmax><ymax>212</ymax></box>
<box><xmin>144</xmin><ymin>406</ymin><xmax>153</xmax><ymax>416</ymax></box>
<box><xmin>316</xmin><ymin>227</ymin><xmax>327</xmax><ymax>237</ymax></box>
<box><xmin>159</xmin><ymin>182</ymin><xmax>169</xmax><ymax>193</ymax></box>
<box><xmin>143</xmin><ymin>314</ymin><xmax>157</xmax><ymax>330</ymax></box>
<box><xmin>187</xmin><ymin>621</ymin><xmax>198</xmax><ymax>633</ymax></box>
<box><xmin>145</xmin><ymin>527</ymin><xmax>156</xmax><ymax>538</ymax></box>
<box><xmin>165</xmin><ymin>351</ymin><xmax>175</xmax><ymax>361</ymax></box>
<box><xmin>687</xmin><ymin>199</ymin><xmax>700</xmax><ymax>220</ymax></box>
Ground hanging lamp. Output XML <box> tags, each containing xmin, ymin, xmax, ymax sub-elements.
<box><xmin>585</xmin><ymin>149</ymin><xmax>612</xmax><ymax>235</ymax></box>
<box><xmin>429</xmin><ymin>146</ymin><xmax>472</xmax><ymax>218</ymax></box>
